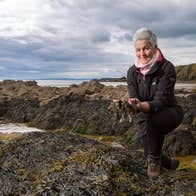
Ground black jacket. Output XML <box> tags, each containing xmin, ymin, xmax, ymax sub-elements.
<box><xmin>127</xmin><ymin>58</ymin><xmax>177</xmax><ymax>113</ymax></box>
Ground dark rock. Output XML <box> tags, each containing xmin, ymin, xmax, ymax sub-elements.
<box><xmin>0</xmin><ymin>132</ymin><xmax>195</xmax><ymax>195</ymax></box>
<box><xmin>68</xmin><ymin>79</ymin><xmax>105</xmax><ymax>95</ymax></box>
<box><xmin>31</xmin><ymin>94</ymin><xmax>131</xmax><ymax>135</ymax></box>
<box><xmin>4</xmin><ymin>99</ymin><xmax>40</xmax><ymax>123</ymax></box>
<box><xmin>177</xmin><ymin>94</ymin><xmax>196</xmax><ymax>131</ymax></box>
<box><xmin>187</xmin><ymin>93</ymin><xmax>196</xmax><ymax>102</ymax></box>
<box><xmin>0</xmin><ymin>101</ymin><xmax>8</xmax><ymax>117</ymax></box>
<box><xmin>0</xmin><ymin>132</ymin><xmax>144</xmax><ymax>195</ymax></box>
<box><xmin>25</xmin><ymin>80</ymin><xmax>38</xmax><ymax>86</ymax></box>
<box><xmin>0</xmin><ymin>80</ymin><xmax>195</xmax><ymax>157</ymax></box>
<box><xmin>0</xmin><ymin>80</ymin><xmax>69</xmax><ymax>105</ymax></box>
<box><xmin>175</xmin><ymin>63</ymin><xmax>196</xmax><ymax>81</ymax></box>
<box><xmin>163</xmin><ymin>130</ymin><xmax>196</xmax><ymax>156</ymax></box>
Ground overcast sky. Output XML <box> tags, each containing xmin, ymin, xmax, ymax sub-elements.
<box><xmin>0</xmin><ymin>0</ymin><xmax>196</xmax><ymax>79</ymax></box>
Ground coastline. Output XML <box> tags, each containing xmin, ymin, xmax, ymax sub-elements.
<box><xmin>0</xmin><ymin>79</ymin><xmax>195</xmax><ymax>195</ymax></box>
<box><xmin>1</xmin><ymin>78</ymin><xmax>196</xmax><ymax>89</ymax></box>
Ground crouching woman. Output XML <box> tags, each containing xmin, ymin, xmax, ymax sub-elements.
<box><xmin>127</xmin><ymin>28</ymin><xmax>184</xmax><ymax>177</ymax></box>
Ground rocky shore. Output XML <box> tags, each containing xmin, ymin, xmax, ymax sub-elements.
<box><xmin>0</xmin><ymin>79</ymin><xmax>196</xmax><ymax>195</ymax></box>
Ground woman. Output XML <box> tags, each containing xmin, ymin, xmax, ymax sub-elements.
<box><xmin>127</xmin><ymin>28</ymin><xmax>184</xmax><ymax>177</ymax></box>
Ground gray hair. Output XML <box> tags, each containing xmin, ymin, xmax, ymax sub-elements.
<box><xmin>133</xmin><ymin>28</ymin><xmax>157</xmax><ymax>48</ymax></box>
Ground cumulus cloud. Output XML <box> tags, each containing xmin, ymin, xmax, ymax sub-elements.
<box><xmin>0</xmin><ymin>0</ymin><xmax>196</xmax><ymax>79</ymax></box>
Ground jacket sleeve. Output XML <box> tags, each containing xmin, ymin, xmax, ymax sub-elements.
<box><xmin>127</xmin><ymin>67</ymin><xmax>138</xmax><ymax>98</ymax></box>
<box><xmin>148</xmin><ymin>62</ymin><xmax>176</xmax><ymax>112</ymax></box>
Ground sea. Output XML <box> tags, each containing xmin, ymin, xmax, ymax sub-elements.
<box><xmin>36</xmin><ymin>79</ymin><xmax>196</xmax><ymax>89</ymax></box>
<box><xmin>0</xmin><ymin>79</ymin><xmax>195</xmax><ymax>134</ymax></box>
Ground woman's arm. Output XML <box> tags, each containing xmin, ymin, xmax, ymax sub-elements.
<box><xmin>127</xmin><ymin>67</ymin><xmax>150</xmax><ymax>113</ymax></box>
<box><xmin>148</xmin><ymin>61</ymin><xmax>176</xmax><ymax>112</ymax></box>
<box><xmin>127</xmin><ymin>67</ymin><xmax>138</xmax><ymax>99</ymax></box>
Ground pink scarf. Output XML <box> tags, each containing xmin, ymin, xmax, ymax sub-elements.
<box><xmin>135</xmin><ymin>49</ymin><xmax>162</xmax><ymax>75</ymax></box>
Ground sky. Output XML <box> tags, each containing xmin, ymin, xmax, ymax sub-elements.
<box><xmin>0</xmin><ymin>0</ymin><xmax>196</xmax><ymax>80</ymax></box>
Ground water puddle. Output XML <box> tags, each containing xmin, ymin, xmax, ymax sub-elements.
<box><xmin>0</xmin><ymin>123</ymin><xmax>44</xmax><ymax>134</ymax></box>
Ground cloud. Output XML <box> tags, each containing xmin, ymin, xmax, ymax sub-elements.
<box><xmin>0</xmin><ymin>66</ymin><xmax>5</xmax><ymax>71</ymax></box>
<box><xmin>0</xmin><ymin>0</ymin><xmax>196</xmax><ymax>79</ymax></box>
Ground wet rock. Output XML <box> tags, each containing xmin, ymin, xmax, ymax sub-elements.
<box><xmin>0</xmin><ymin>132</ymin><xmax>195</xmax><ymax>195</ymax></box>
<box><xmin>163</xmin><ymin>130</ymin><xmax>196</xmax><ymax>156</ymax></box>
<box><xmin>31</xmin><ymin>94</ymin><xmax>131</xmax><ymax>135</ymax></box>
<box><xmin>68</xmin><ymin>79</ymin><xmax>104</xmax><ymax>96</ymax></box>
<box><xmin>175</xmin><ymin>63</ymin><xmax>196</xmax><ymax>81</ymax></box>
<box><xmin>176</xmin><ymin>94</ymin><xmax>196</xmax><ymax>128</ymax></box>
<box><xmin>99</xmin><ymin>85</ymin><xmax>128</xmax><ymax>100</ymax></box>
<box><xmin>0</xmin><ymin>101</ymin><xmax>8</xmax><ymax>117</ymax></box>
<box><xmin>4</xmin><ymin>99</ymin><xmax>40</xmax><ymax>123</ymax></box>
<box><xmin>0</xmin><ymin>79</ymin><xmax>195</xmax><ymax>157</ymax></box>
<box><xmin>0</xmin><ymin>80</ymin><xmax>69</xmax><ymax>105</ymax></box>
<box><xmin>125</xmin><ymin>126</ymin><xmax>196</xmax><ymax>158</ymax></box>
<box><xmin>0</xmin><ymin>132</ymin><xmax>144</xmax><ymax>195</ymax></box>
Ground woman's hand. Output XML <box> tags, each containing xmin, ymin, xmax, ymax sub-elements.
<box><xmin>137</xmin><ymin>101</ymin><xmax>150</xmax><ymax>112</ymax></box>
<box><xmin>128</xmin><ymin>98</ymin><xmax>150</xmax><ymax>112</ymax></box>
<box><xmin>128</xmin><ymin>98</ymin><xmax>140</xmax><ymax>105</ymax></box>
<box><xmin>128</xmin><ymin>98</ymin><xmax>141</xmax><ymax>115</ymax></box>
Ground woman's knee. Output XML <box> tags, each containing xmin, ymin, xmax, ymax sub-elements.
<box><xmin>149</xmin><ymin>106</ymin><xmax>183</xmax><ymax>130</ymax></box>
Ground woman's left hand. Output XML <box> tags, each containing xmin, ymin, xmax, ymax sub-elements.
<box><xmin>128</xmin><ymin>98</ymin><xmax>150</xmax><ymax>113</ymax></box>
<box><xmin>136</xmin><ymin>101</ymin><xmax>150</xmax><ymax>112</ymax></box>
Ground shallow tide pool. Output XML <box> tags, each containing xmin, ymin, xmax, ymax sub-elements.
<box><xmin>0</xmin><ymin>123</ymin><xmax>44</xmax><ymax>134</ymax></box>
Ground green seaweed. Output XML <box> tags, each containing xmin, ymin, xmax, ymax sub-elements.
<box><xmin>177</xmin><ymin>156</ymin><xmax>196</xmax><ymax>170</ymax></box>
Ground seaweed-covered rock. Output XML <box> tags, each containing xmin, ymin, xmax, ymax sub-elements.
<box><xmin>31</xmin><ymin>93</ymin><xmax>131</xmax><ymax>135</ymax></box>
<box><xmin>177</xmin><ymin>93</ymin><xmax>196</xmax><ymax>128</ymax></box>
<box><xmin>0</xmin><ymin>80</ymin><xmax>195</xmax><ymax>132</ymax></box>
<box><xmin>163</xmin><ymin>130</ymin><xmax>196</xmax><ymax>156</ymax></box>
<box><xmin>0</xmin><ymin>132</ymin><xmax>195</xmax><ymax>195</ymax></box>
<box><xmin>0</xmin><ymin>132</ymin><xmax>145</xmax><ymax>195</ymax></box>
<box><xmin>4</xmin><ymin>98</ymin><xmax>40</xmax><ymax>122</ymax></box>
<box><xmin>0</xmin><ymin>80</ymin><xmax>69</xmax><ymax>105</ymax></box>
<box><xmin>175</xmin><ymin>63</ymin><xmax>196</xmax><ymax>81</ymax></box>
<box><xmin>68</xmin><ymin>79</ymin><xmax>105</xmax><ymax>95</ymax></box>
<box><xmin>0</xmin><ymin>101</ymin><xmax>8</xmax><ymax>117</ymax></box>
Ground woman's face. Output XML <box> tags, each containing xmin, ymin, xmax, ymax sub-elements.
<box><xmin>135</xmin><ymin>39</ymin><xmax>157</xmax><ymax>64</ymax></box>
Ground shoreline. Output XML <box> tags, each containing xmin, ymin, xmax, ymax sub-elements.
<box><xmin>1</xmin><ymin>78</ymin><xmax>196</xmax><ymax>90</ymax></box>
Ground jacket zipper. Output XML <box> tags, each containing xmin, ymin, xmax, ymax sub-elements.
<box><xmin>143</xmin><ymin>75</ymin><xmax>146</xmax><ymax>87</ymax></box>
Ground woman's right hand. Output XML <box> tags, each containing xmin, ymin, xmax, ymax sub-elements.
<box><xmin>128</xmin><ymin>98</ymin><xmax>140</xmax><ymax>105</ymax></box>
<box><xmin>127</xmin><ymin>98</ymin><xmax>140</xmax><ymax>115</ymax></box>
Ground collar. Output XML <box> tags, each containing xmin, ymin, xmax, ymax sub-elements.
<box><xmin>133</xmin><ymin>48</ymin><xmax>164</xmax><ymax>75</ymax></box>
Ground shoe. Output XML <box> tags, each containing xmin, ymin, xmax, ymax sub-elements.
<box><xmin>147</xmin><ymin>158</ymin><xmax>161</xmax><ymax>177</ymax></box>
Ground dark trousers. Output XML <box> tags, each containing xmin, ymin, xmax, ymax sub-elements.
<box><xmin>138</xmin><ymin>105</ymin><xmax>184</xmax><ymax>165</ymax></box>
